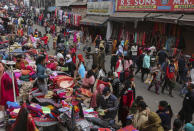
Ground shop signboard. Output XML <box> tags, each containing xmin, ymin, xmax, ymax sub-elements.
<box><xmin>116</xmin><ymin>0</ymin><xmax>194</xmax><ymax>12</ymax></box>
<box><xmin>56</xmin><ymin>0</ymin><xmax>76</xmax><ymax>7</ymax></box>
<box><xmin>87</xmin><ymin>2</ymin><xmax>113</xmax><ymax>15</ymax></box>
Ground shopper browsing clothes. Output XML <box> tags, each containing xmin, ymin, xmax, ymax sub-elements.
<box><xmin>98</xmin><ymin>86</ymin><xmax>118</xmax><ymax>125</ymax></box>
<box><xmin>32</xmin><ymin>55</ymin><xmax>48</xmax><ymax>97</ymax></box>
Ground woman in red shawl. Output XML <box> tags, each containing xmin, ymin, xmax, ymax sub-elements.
<box><xmin>118</xmin><ymin>81</ymin><xmax>134</xmax><ymax>127</ymax></box>
<box><xmin>90</xmin><ymin>84</ymin><xmax>105</xmax><ymax>109</ymax></box>
<box><xmin>0</xmin><ymin>63</ymin><xmax>19</xmax><ymax>108</ymax></box>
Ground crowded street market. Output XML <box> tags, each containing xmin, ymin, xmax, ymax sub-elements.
<box><xmin>0</xmin><ymin>0</ymin><xmax>194</xmax><ymax>131</ymax></box>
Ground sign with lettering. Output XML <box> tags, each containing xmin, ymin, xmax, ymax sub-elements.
<box><xmin>87</xmin><ymin>2</ymin><xmax>113</xmax><ymax>15</ymax></box>
<box><xmin>56</xmin><ymin>0</ymin><xmax>76</xmax><ymax>7</ymax></box>
<box><xmin>116</xmin><ymin>0</ymin><xmax>194</xmax><ymax>11</ymax></box>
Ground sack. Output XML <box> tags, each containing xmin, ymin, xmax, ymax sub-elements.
<box><xmin>111</xmin><ymin>55</ymin><xmax>118</xmax><ymax>67</ymax></box>
<box><xmin>120</xmin><ymin>71</ymin><xmax>125</xmax><ymax>83</ymax></box>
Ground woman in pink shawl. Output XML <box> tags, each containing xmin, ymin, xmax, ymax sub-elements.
<box><xmin>124</xmin><ymin>55</ymin><xmax>133</xmax><ymax>71</ymax></box>
<box><xmin>90</xmin><ymin>84</ymin><xmax>105</xmax><ymax>109</ymax></box>
<box><xmin>82</xmin><ymin>70</ymin><xmax>95</xmax><ymax>90</ymax></box>
<box><xmin>0</xmin><ymin>63</ymin><xmax>19</xmax><ymax>108</ymax></box>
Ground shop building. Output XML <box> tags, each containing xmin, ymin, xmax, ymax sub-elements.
<box><xmin>55</xmin><ymin>0</ymin><xmax>87</xmax><ymax>27</ymax></box>
<box><xmin>80</xmin><ymin>0</ymin><xmax>113</xmax><ymax>41</ymax></box>
<box><xmin>109</xmin><ymin>0</ymin><xmax>194</xmax><ymax>55</ymax></box>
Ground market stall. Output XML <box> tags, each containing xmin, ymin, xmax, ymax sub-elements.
<box><xmin>5</xmin><ymin>71</ymin><xmax>120</xmax><ymax>131</ymax></box>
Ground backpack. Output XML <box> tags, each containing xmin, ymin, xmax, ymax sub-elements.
<box><xmin>120</xmin><ymin>71</ymin><xmax>125</xmax><ymax>83</ymax></box>
<box><xmin>111</xmin><ymin>55</ymin><xmax>118</xmax><ymax>67</ymax></box>
<box><xmin>112</xmin><ymin>78</ymin><xmax>121</xmax><ymax>98</ymax></box>
<box><xmin>120</xmin><ymin>70</ymin><xmax>130</xmax><ymax>83</ymax></box>
<box><xmin>137</xmin><ymin>54</ymin><xmax>145</xmax><ymax>65</ymax></box>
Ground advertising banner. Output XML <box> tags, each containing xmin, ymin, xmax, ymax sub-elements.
<box><xmin>56</xmin><ymin>0</ymin><xmax>76</xmax><ymax>7</ymax></box>
<box><xmin>116</xmin><ymin>0</ymin><xmax>194</xmax><ymax>12</ymax></box>
<box><xmin>87</xmin><ymin>2</ymin><xmax>113</xmax><ymax>15</ymax></box>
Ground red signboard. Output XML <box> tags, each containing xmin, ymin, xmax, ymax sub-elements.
<box><xmin>116</xmin><ymin>0</ymin><xmax>194</xmax><ymax>12</ymax></box>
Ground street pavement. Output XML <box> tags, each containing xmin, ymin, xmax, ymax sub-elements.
<box><xmin>34</xmin><ymin>25</ymin><xmax>188</xmax><ymax>124</ymax></box>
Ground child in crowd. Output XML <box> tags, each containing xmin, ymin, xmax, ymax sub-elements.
<box><xmin>157</xmin><ymin>101</ymin><xmax>173</xmax><ymax>130</ymax></box>
<box><xmin>172</xmin><ymin>119</ymin><xmax>183</xmax><ymax>131</ymax></box>
<box><xmin>147</xmin><ymin>64</ymin><xmax>161</xmax><ymax>94</ymax></box>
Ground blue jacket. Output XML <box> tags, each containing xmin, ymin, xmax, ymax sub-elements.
<box><xmin>184</xmin><ymin>123</ymin><xmax>194</xmax><ymax>131</ymax></box>
<box><xmin>143</xmin><ymin>54</ymin><xmax>150</xmax><ymax>69</ymax></box>
<box><xmin>37</xmin><ymin>64</ymin><xmax>48</xmax><ymax>80</ymax></box>
<box><xmin>78</xmin><ymin>63</ymin><xmax>85</xmax><ymax>79</ymax></box>
<box><xmin>156</xmin><ymin>110</ymin><xmax>172</xmax><ymax>130</ymax></box>
<box><xmin>99</xmin><ymin>94</ymin><xmax>118</xmax><ymax>120</ymax></box>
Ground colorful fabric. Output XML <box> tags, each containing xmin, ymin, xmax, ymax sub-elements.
<box><xmin>6</xmin><ymin>101</ymin><xmax>20</xmax><ymax>109</ymax></box>
<box><xmin>80</xmin><ymin>88</ymin><xmax>93</xmax><ymax>97</ymax></box>
<box><xmin>117</xmin><ymin>125</ymin><xmax>136</xmax><ymax>131</ymax></box>
<box><xmin>0</xmin><ymin>73</ymin><xmax>19</xmax><ymax>106</ymax></box>
<box><xmin>20</xmin><ymin>75</ymin><xmax>30</xmax><ymax>81</ymax></box>
<box><xmin>21</xmin><ymin>70</ymin><xmax>31</xmax><ymax>75</ymax></box>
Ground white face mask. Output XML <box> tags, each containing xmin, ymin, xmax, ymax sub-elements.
<box><xmin>103</xmin><ymin>93</ymin><xmax>110</xmax><ymax>100</ymax></box>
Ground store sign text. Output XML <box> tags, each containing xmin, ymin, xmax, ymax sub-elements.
<box><xmin>87</xmin><ymin>2</ymin><xmax>113</xmax><ymax>15</ymax></box>
<box><xmin>116</xmin><ymin>0</ymin><xmax>194</xmax><ymax>11</ymax></box>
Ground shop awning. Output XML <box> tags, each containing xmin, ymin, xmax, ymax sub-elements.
<box><xmin>145</xmin><ymin>13</ymin><xmax>183</xmax><ymax>24</ymax></box>
<box><xmin>80</xmin><ymin>16</ymin><xmax>108</xmax><ymax>26</ymax></box>
<box><xmin>109</xmin><ymin>12</ymin><xmax>149</xmax><ymax>22</ymax></box>
<box><xmin>179</xmin><ymin>15</ymin><xmax>194</xmax><ymax>26</ymax></box>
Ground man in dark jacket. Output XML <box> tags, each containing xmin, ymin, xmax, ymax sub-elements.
<box><xmin>135</xmin><ymin>51</ymin><xmax>145</xmax><ymax>75</ymax></box>
<box><xmin>108</xmin><ymin>72</ymin><xmax>121</xmax><ymax>98</ymax></box>
<box><xmin>64</xmin><ymin>54</ymin><xmax>76</xmax><ymax>77</ymax></box>
<box><xmin>178</xmin><ymin>82</ymin><xmax>194</xmax><ymax>124</ymax></box>
<box><xmin>178</xmin><ymin>55</ymin><xmax>186</xmax><ymax>84</ymax></box>
<box><xmin>158</xmin><ymin>48</ymin><xmax>168</xmax><ymax>65</ymax></box>
<box><xmin>98</xmin><ymin>87</ymin><xmax>118</xmax><ymax>124</ymax></box>
<box><xmin>111</xmin><ymin>53</ymin><xmax>118</xmax><ymax>72</ymax></box>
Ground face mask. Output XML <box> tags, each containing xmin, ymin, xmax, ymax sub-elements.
<box><xmin>103</xmin><ymin>93</ymin><xmax>110</xmax><ymax>99</ymax></box>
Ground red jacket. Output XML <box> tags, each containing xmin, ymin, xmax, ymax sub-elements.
<box><xmin>166</xmin><ymin>65</ymin><xmax>175</xmax><ymax>80</ymax></box>
<box><xmin>40</xmin><ymin>36</ymin><xmax>48</xmax><ymax>45</ymax></box>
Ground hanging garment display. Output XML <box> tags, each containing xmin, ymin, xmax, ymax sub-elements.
<box><xmin>58</xmin><ymin>10</ymin><xmax>63</xmax><ymax>21</ymax></box>
<box><xmin>55</xmin><ymin>8</ymin><xmax>57</xmax><ymax>17</ymax></box>
<box><xmin>142</xmin><ymin>32</ymin><xmax>146</xmax><ymax>45</ymax></box>
<box><xmin>111</xmin><ymin>22</ymin><xmax>185</xmax><ymax>51</ymax></box>
<box><xmin>134</xmin><ymin>32</ymin><xmax>137</xmax><ymax>44</ymax></box>
<box><xmin>62</xmin><ymin>12</ymin><xmax>81</xmax><ymax>26</ymax></box>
